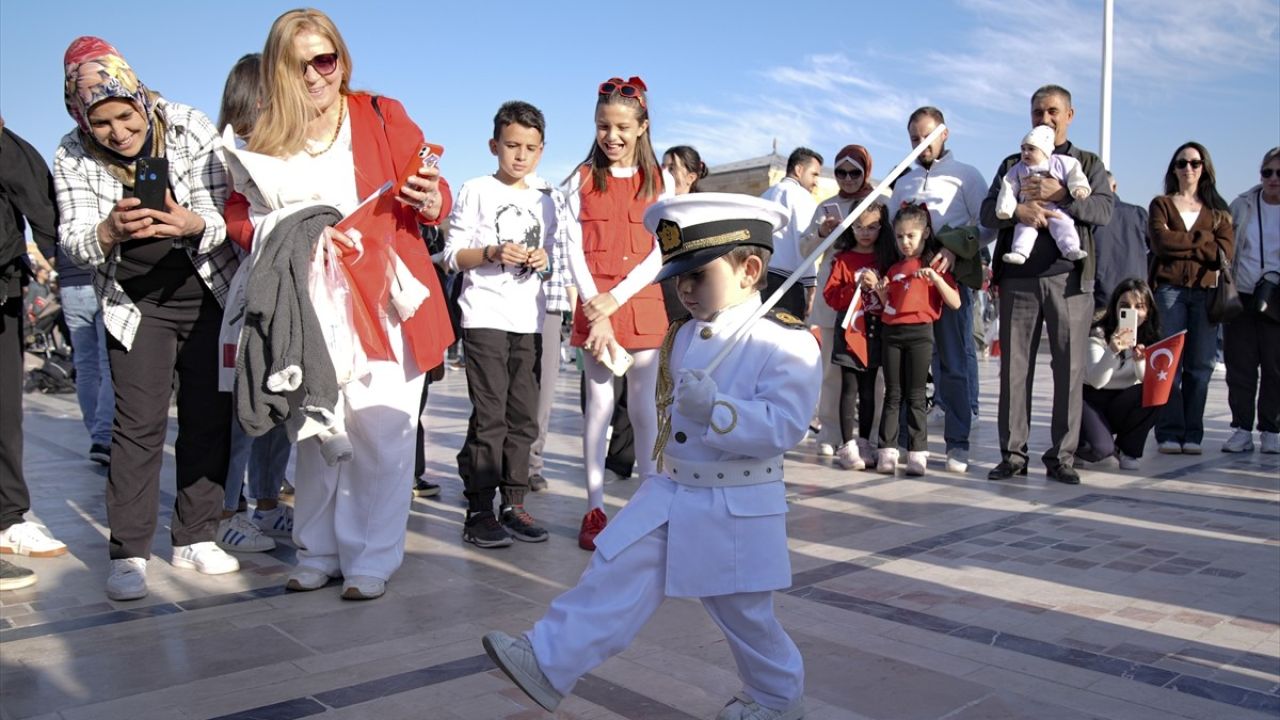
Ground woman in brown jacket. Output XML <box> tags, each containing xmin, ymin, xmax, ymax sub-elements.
<box><xmin>1148</xmin><ymin>141</ymin><xmax>1233</xmax><ymax>454</ymax></box>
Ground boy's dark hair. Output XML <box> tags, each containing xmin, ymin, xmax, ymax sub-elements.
<box><xmin>786</xmin><ymin>147</ymin><xmax>823</xmax><ymax>175</ymax></box>
<box><xmin>723</xmin><ymin>246</ymin><xmax>772</xmax><ymax>290</ymax></box>
<box><xmin>493</xmin><ymin>100</ymin><xmax>546</xmax><ymax>141</ymax></box>
<box><xmin>892</xmin><ymin>203</ymin><xmax>943</xmax><ymax>263</ymax></box>
<box><xmin>217</xmin><ymin>53</ymin><xmax>262</xmax><ymax>139</ymax></box>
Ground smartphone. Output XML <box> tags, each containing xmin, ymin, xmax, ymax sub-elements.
<box><xmin>400</xmin><ymin>142</ymin><xmax>444</xmax><ymax>187</ymax></box>
<box><xmin>599</xmin><ymin>340</ymin><xmax>634</xmax><ymax>377</ymax></box>
<box><xmin>822</xmin><ymin>202</ymin><xmax>845</xmax><ymax>221</ymax></box>
<box><xmin>134</xmin><ymin>157</ymin><xmax>169</xmax><ymax>212</ymax></box>
<box><xmin>1118</xmin><ymin>307</ymin><xmax>1138</xmax><ymax>336</ymax></box>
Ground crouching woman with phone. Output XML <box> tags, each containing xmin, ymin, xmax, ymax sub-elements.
<box><xmin>56</xmin><ymin>37</ymin><xmax>240</xmax><ymax>601</ymax></box>
<box><xmin>1077</xmin><ymin>278</ymin><xmax>1162</xmax><ymax>471</ymax></box>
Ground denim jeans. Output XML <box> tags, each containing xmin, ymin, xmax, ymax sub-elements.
<box><xmin>223</xmin><ymin>420</ymin><xmax>291</xmax><ymax>511</ymax></box>
<box><xmin>931</xmin><ymin>286</ymin><xmax>976</xmax><ymax>452</ymax></box>
<box><xmin>1154</xmin><ymin>285</ymin><xmax>1216</xmax><ymax>444</ymax></box>
<box><xmin>60</xmin><ymin>284</ymin><xmax>114</xmax><ymax>446</ymax></box>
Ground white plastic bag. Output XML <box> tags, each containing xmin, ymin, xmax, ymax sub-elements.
<box><xmin>308</xmin><ymin>231</ymin><xmax>365</xmax><ymax>385</ymax></box>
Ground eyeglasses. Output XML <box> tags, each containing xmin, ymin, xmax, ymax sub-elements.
<box><xmin>599</xmin><ymin>77</ymin><xmax>647</xmax><ymax>107</ymax></box>
<box><xmin>834</xmin><ymin>168</ymin><xmax>864</xmax><ymax>180</ymax></box>
<box><xmin>1175</xmin><ymin>159</ymin><xmax>1203</xmax><ymax>170</ymax></box>
<box><xmin>853</xmin><ymin>223</ymin><xmax>881</xmax><ymax>232</ymax></box>
<box><xmin>1262</xmin><ymin>168</ymin><xmax>1278</xmax><ymax>179</ymax></box>
<box><xmin>302</xmin><ymin>52</ymin><xmax>339</xmax><ymax>77</ymax></box>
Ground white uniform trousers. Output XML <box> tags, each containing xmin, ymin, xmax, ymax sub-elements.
<box><xmin>293</xmin><ymin>325</ymin><xmax>424</xmax><ymax>581</ymax></box>
<box><xmin>528</xmin><ymin>523</ymin><xmax>805</xmax><ymax>710</ymax></box>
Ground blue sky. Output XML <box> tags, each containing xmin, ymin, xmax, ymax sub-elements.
<box><xmin>2</xmin><ymin>0</ymin><xmax>1277</xmax><ymax>203</ymax></box>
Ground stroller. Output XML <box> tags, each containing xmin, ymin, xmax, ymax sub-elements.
<box><xmin>23</xmin><ymin>276</ymin><xmax>76</xmax><ymax>394</ymax></box>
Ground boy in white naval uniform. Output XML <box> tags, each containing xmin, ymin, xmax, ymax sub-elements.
<box><xmin>484</xmin><ymin>193</ymin><xmax>822</xmax><ymax>720</ymax></box>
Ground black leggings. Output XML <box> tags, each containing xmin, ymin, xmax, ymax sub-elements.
<box><xmin>839</xmin><ymin>366</ymin><xmax>878</xmax><ymax>443</ymax></box>
<box><xmin>879</xmin><ymin>323</ymin><xmax>934</xmax><ymax>452</ymax></box>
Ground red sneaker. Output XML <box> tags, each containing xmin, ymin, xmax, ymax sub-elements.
<box><xmin>577</xmin><ymin>508</ymin><xmax>608</xmax><ymax>551</ymax></box>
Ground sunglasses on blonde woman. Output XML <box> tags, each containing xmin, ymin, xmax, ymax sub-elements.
<box><xmin>302</xmin><ymin>52</ymin><xmax>339</xmax><ymax>76</ymax></box>
<box><xmin>598</xmin><ymin>76</ymin><xmax>647</xmax><ymax>107</ymax></box>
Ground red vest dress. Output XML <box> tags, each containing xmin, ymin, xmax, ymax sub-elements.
<box><xmin>570</xmin><ymin>167</ymin><xmax>668</xmax><ymax>351</ymax></box>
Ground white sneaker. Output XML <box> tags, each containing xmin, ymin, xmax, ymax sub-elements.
<box><xmin>717</xmin><ymin>693</ymin><xmax>805</xmax><ymax>720</ymax></box>
<box><xmin>106</xmin><ymin>557</ymin><xmax>148</xmax><ymax>601</ymax></box>
<box><xmin>217</xmin><ymin>514</ymin><xmax>275</xmax><ymax>553</ymax></box>
<box><xmin>341</xmin><ymin>575</ymin><xmax>385</xmax><ymax>600</ymax></box>
<box><xmin>1182</xmin><ymin>442</ymin><xmax>1203</xmax><ymax>455</ymax></box>
<box><xmin>1261</xmin><ymin>432</ymin><xmax>1280</xmax><ymax>455</ymax></box>
<box><xmin>1223</xmin><ymin>429</ymin><xmax>1255</xmax><ymax>453</ymax></box>
<box><xmin>1116</xmin><ymin>452</ymin><xmax>1140</xmax><ymax>471</ymax></box>
<box><xmin>0</xmin><ymin>521</ymin><xmax>67</xmax><ymax>558</ymax></box>
<box><xmin>172</xmin><ymin>542</ymin><xmax>240</xmax><ymax>575</ymax></box>
<box><xmin>835</xmin><ymin>441</ymin><xmax>865</xmax><ymax>470</ymax></box>
<box><xmin>906</xmin><ymin>451</ymin><xmax>929</xmax><ymax>476</ymax></box>
<box><xmin>1002</xmin><ymin>251</ymin><xmax>1028</xmax><ymax>265</ymax></box>
<box><xmin>817</xmin><ymin>443</ymin><xmax>835</xmax><ymax>457</ymax></box>
<box><xmin>483</xmin><ymin>631</ymin><xmax>562</xmax><ymax>712</ymax></box>
<box><xmin>946</xmin><ymin>448</ymin><xmax>969</xmax><ymax>473</ymax></box>
<box><xmin>876</xmin><ymin>448</ymin><xmax>899</xmax><ymax>474</ymax></box>
<box><xmin>285</xmin><ymin>566</ymin><xmax>333</xmax><ymax>592</ymax></box>
<box><xmin>927</xmin><ymin>406</ymin><xmax>946</xmax><ymax>426</ymax></box>
<box><xmin>1158</xmin><ymin>441</ymin><xmax>1183</xmax><ymax>454</ymax></box>
<box><xmin>251</xmin><ymin>505</ymin><xmax>294</xmax><ymax>537</ymax></box>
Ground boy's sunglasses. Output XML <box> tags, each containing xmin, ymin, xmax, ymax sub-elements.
<box><xmin>1175</xmin><ymin>159</ymin><xmax>1203</xmax><ymax>170</ymax></box>
<box><xmin>302</xmin><ymin>52</ymin><xmax>339</xmax><ymax>77</ymax></box>
<box><xmin>599</xmin><ymin>76</ymin><xmax>647</xmax><ymax>107</ymax></box>
<box><xmin>834</xmin><ymin>168</ymin><xmax>864</xmax><ymax>179</ymax></box>
<box><xmin>1262</xmin><ymin>168</ymin><xmax>1277</xmax><ymax>179</ymax></box>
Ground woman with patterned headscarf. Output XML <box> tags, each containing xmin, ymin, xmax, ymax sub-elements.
<box><xmin>55</xmin><ymin>36</ymin><xmax>240</xmax><ymax>601</ymax></box>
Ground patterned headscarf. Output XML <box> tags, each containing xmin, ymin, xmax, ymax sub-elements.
<box><xmin>63</xmin><ymin>36</ymin><xmax>164</xmax><ymax>185</ymax></box>
<box><xmin>834</xmin><ymin>144</ymin><xmax>873</xmax><ymax>201</ymax></box>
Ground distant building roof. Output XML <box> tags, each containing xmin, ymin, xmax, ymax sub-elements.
<box><xmin>708</xmin><ymin>153</ymin><xmax>836</xmax><ymax>178</ymax></box>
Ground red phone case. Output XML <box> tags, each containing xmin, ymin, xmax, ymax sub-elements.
<box><xmin>399</xmin><ymin>142</ymin><xmax>444</xmax><ymax>188</ymax></box>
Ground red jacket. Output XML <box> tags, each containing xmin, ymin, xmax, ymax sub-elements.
<box><xmin>224</xmin><ymin>93</ymin><xmax>454</xmax><ymax>373</ymax></box>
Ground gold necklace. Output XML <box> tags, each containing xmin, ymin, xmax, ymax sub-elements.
<box><xmin>305</xmin><ymin>96</ymin><xmax>346</xmax><ymax>157</ymax></box>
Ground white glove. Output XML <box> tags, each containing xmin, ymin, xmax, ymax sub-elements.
<box><xmin>674</xmin><ymin>369</ymin><xmax>717</xmax><ymax>425</ymax></box>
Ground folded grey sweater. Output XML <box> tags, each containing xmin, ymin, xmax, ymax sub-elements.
<box><xmin>236</xmin><ymin>205</ymin><xmax>342</xmax><ymax>437</ymax></box>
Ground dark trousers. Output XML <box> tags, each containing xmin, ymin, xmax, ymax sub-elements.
<box><xmin>997</xmin><ymin>274</ymin><xmax>1092</xmax><ymax>468</ymax></box>
<box><xmin>839</xmin><ymin>366</ymin><xmax>877</xmax><ymax>443</ymax></box>
<box><xmin>764</xmin><ymin>271</ymin><xmax>808</xmax><ymax>320</ymax></box>
<box><xmin>1224</xmin><ymin>295</ymin><xmax>1280</xmax><ymax>433</ymax></box>
<box><xmin>578</xmin><ymin>372</ymin><xmax>635</xmax><ymax>477</ymax></box>
<box><xmin>1078</xmin><ymin>385</ymin><xmax>1158</xmax><ymax>460</ymax></box>
<box><xmin>880</xmin><ymin>323</ymin><xmax>934</xmax><ymax>452</ymax></box>
<box><xmin>457</xmin><ymin>328</ymin><xmax>538</xmax><ymax>513</ymax></box>
<box><xmin>106</xmin><ymin>297</ymin><xmax>229</xmax><ymax>559</ymax></box>
<box><xmin>0</xmin><ymin>295</ymin><xmax>30</xmax><ymax>531</ymax></box>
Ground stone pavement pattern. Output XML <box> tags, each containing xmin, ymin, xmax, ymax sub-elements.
<box><xmin>1</xmin><ymin>354</ymin><xmax>1277</xmax><ymax>720</ymax></box>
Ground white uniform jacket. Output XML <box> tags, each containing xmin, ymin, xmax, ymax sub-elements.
<box><xmin>592</xmin><ymin>295</ymin><xmax>822</xmax><ymax>597</ymax></box>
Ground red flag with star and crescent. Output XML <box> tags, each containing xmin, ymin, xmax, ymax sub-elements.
<box><xmin>841</xmin><ymin>285</ymin><xmax>868</xmax><ymax>366</ymax></box>
<box><xmin>1142</xmin><ymin>330</ymin><xmax>1187</xmax><ymax>408</ymax></box>
<box><xmin>881</xmin><ymin>257</ymin><xmax>932</xmax><ymax>319</ymax></box>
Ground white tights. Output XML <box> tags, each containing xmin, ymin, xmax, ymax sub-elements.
<box><xmin>582</xmin><ymin>349</ymin><xmax>658</xmax><ymax>511</ymax></box>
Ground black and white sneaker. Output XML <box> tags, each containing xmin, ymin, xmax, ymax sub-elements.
<box><xmin>413</xmin><ymin>478</ymin><xmax>441</xmax><ymax>498</ymax></box>
<box><xmin>500</xmin><ymin>506</ymin><xmax>549</xmax><ymax>543</ymax></box>
<box><xmin>462</xmin><ymin>511</ymin><xmax>513</xmax><ymax>549</ymax></box>
<box><xmin>89</xmin><ymin>443</ymin><xmax>111</xmax><ymax>466</ymax></box>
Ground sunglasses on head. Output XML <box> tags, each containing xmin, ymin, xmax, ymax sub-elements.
<box><xmin>1175</xmin><ymin>158</ymin><xmax>1203</xmax><ymax>170</ymax></box>
<box><xmin>1262</xmin><ymin>168</ymin><xmax>1277</xmax><ymax>179</ymax></box>
<box><xmin>302</xmin><ymin>52</ymin><xmax>339</xmax><ymax>77</ymax></box>
<box><xmin>599</xmin><ymin>76</ymin><xmax>647</xmax><ymax>107</ymax></box>
<box><xmin>834</xmin><ymin>168</ymin><xmax>864</xmax><ymax>180</ymax></box>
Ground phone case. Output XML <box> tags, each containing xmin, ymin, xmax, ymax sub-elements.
<box><xmin>134</xmin><ymin>157</ymin><xmax>168</xmax><ymax>211</ymax></box>
<box><xmin>600</xmin><ymin>342</ymin><xmax>634</xmax><ymax>377</ymax></box>
<box><xmin>399</xmin><ymin>142</ymin><xmax>444</xmax><ymax>188</ymax></box>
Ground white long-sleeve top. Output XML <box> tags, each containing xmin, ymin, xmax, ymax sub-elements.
<box><xmin>889</xmin><ymin>150</ymin><xmax>990</xmax><ymax>232</ymax></box>
<box><xmin>443</xmin><ymin>174</ymin><xmax>560</xmax><ymax>334</ymax></box>
<box><xmin>562</xmin><ymin>166</ymin><xmax>674</xmax><ymax>306</ymax></box>
<box><xmin>760</xmin><ymin>176</ymin><xmax>819</xmax><ymax>282</ymax></box>
<box><xmin>1085</xmin><ymin>333</ymin><xmax>1146</xmax><ymax>390</ymax></box>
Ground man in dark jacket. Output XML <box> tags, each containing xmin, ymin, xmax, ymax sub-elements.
<box><xmin>0</xmin><ymin>122</ymin><xmax>69</xmax><ymax>590</ymax></box>
<box><xmin>1091</xmin><ymin>172</ymin><xmax>1149</xmax><ymax>309</ymax></box>
<box><xmin>980</xmin><ymin>86</ymin><xmax>1114</xmax><ymax>485</ymax></box>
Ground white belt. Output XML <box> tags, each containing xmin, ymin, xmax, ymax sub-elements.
<box><xmin>663</xmin><ymin>454</ymin><xmax>783</xmax><ymax>488</ymax></box>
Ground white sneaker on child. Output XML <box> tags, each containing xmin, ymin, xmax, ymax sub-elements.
<box><xmin>1002</xmin><ymin>251</ymin><xmax>1028</xmax><ymax>265</ymax></box>
<box><xmin>172</xmin><ymin>542</ymin><xmax>240</xmax><ymax>575</ymax></box>
<box><xmin>216</xmin><ymin>514</ymin><xmax>275</xmax><ymax>553</ymax></box>
<box><xmin>836</xmin><ymin>441</ymin><xmax>865</xmax><ymax>470</ymax></box>
<box><xmin>1063</xmin><ymin>249</ymin><xmax>1088</xmax><ymax>261</ymax></box>
<box><xmin>906</xmin><ymin>451</ymin><xmax>929</xmax><ymax>476</ymax></box>
<box><xmin>1262</xmin><ymin>432</ymin><xmax>1280</xmax><ymax>455</ymax></box>
<box><xmin>252</xmin><ymin>505</ymin><xmax>294</xmax><ymax>537</ymax></box>
<box><xmin>817</xmin><ymin>443</ymin><xmax>835</xmax><ymax>457</ymax></box>
<box><xmin>1223</xmin><ymin>428</ymin><xmax>1254</xmax><ymax>453</ymax></box>
<box><xmin>876</xmin><ymin>448</ymin><xmax>898</xmax><ymax>474</ymax></box>
<box><xmin>945</xmin><ymin>448</ymin><xmax>969</xmax><ymax>473</ymax></box>
<box><xmin>717</xmin><ymin>693</ymin><xmax>805</xmax><ymax>720</ymax></box>
<box><xmin>1116</xmin><ymin>452</ymin><xmax>1140</xmax><ymax>471</ymax></box>
<box><xmin>482</xmin><ymin>631</ymin><xmax>562</xmax><ymax>712</ymax></box>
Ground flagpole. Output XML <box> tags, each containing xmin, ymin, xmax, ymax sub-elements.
<box><xmin>703</xmin><ymin>123</ymin><xmax>947</xmax><ymax>374</ymax></box>
<box><xmin>1100</xmin><ymin>0</ymin><xmax>1114</xmax><ymax>168</ymax></box>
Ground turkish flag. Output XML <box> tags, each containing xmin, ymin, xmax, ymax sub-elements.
<box><xmin>1142</xmin><ymin>330</ymin><xmax>1187</xmax><ymax>408</ymax></box>
<box><xmin>335</xmin><ymin>182</ymin><xmax>399</xmax><ymax>361</ymax></box>
<box><xmin>841</xmin><ymin>285</ymin><xmax>869</xmax><ymax>366</ymax></box>
<box><xmin>882</xmin><ymin>258</ymin><xmax>931</xmax><ymax>318</ymax></box>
